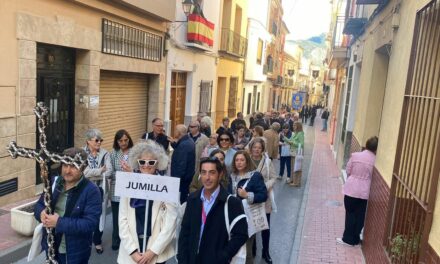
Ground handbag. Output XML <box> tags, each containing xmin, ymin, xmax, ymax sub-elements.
<box><xmin>294</xmin><ymin>144</ymin><xmax>303</xmax><ymax>172</ymax></box>
<box><xmin>225</xmin><ymin>195</ymin><xmax>247</xmax><ymax>264</ymax></box>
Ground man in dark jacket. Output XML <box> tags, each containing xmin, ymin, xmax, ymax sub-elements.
<box><xmin>171</xmin><ymin>124</ymin><xmax>196</xmax><ymax>204</ymax></box>
<box><xmin>230</xmin><ymin>112</ymin><xmax>247</xmax><ymax>133</ymax></box>
<box><xmin>141</xmin><ymin>118</ymin><xmax>170</xmax><ymax>151</ymax></box>
<box><xmin>34</xmin><ymin>147</ymin><xmax>102</xmax><ymax>264</ymax></box>
<box><xmin>251</xmin><ymin>113</ymin><xmax>269</xmax><ymax>130</ymax></box>
<box><xmin>178</xmin><ymin>158</ymin><xmax>248</xmax><ymax>264</ymax></box>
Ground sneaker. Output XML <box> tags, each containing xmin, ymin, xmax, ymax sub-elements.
<box><xmin>277</xmin><ymin>175</ymin><xmax>283</xmax><ymax>180</ymax></box>
<box><xmin>336</xmin><ymin>238</ymin><xmax>357</xmax><ymax>247</ymax></box>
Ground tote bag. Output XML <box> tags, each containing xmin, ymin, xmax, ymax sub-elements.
<box><xmin>241</xmin><ymin>180</ymin><xmax>269</xmax><ymax>236</ymax></box>
<box><xmin>294</xmin><ymin>144</ymin><xmax>303</xmax><ymax>172</ymax></box>
<box><xmin>225</xmin><ymin>195</ymin><xmax>247</xmax><ymax>264</ymax></box>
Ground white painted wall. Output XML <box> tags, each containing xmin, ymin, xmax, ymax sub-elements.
<box><xmin>165</xmin><ymin>0</ymin><xmax>221</xmax><ymax>126</ymax></box>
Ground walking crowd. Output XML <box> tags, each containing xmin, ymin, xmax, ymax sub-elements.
<box><xmin>33</xmin><ymin>104</ymin><xmax>347</xmax><ymax>264</ymax></box>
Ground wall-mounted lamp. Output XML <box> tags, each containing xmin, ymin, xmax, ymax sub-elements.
<box><xmin>173</xmin><ymin>0</ymin><xmax>195</xmax><ymax>22</ymax></box>
<box><xmin>287</xmin><ymin>69</ymin><xmax>295</xmax><ymax>77</ymax></box>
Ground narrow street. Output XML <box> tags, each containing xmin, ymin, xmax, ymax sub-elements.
<box><xmin>15</xmin><ymin>125</ymin><xmax>316</xmax><ymax>264</ymax></box>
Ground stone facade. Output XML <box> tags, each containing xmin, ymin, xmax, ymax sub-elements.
<box><xmin>0</xmin><ymin>0</ymin><xmax>170</xmax><ymax>206</ymax></box>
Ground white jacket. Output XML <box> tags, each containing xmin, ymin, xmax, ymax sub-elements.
<box><xmin>117</xmin><ymin>197</ymin><xmax>178</xmax><ymax>264</ymax></box>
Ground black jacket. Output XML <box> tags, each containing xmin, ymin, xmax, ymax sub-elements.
<box><xmin>251</xmin><ymin>118</ymin><xmax>269</xmax><ymax>130</ymax></box>
<box><xmin>178</xmin><ymin>186</ymin><xmax>248</xmax><ymax>264</ymax></box>
<box><xmin>142</xmin><ymin>131</ymin><xmax>170</xmax><ymax>151</ymax></box>
<box><xmin>171</xmin><ymin>134</ymin><xmax>196</xmax><ymax>190</ymax></box>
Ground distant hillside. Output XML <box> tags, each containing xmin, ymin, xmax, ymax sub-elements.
<box><xmin>308</xmin><ymin>33</ymin><xmax>326</xmax><ymax>45</ymax></box>
<box><xmin>287</xmin><ymin>33</ymin><xmax>327</xmax><ymax>65</ymax></box>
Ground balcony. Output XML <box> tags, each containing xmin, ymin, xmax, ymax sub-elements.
<box><xmin>344</xmin><ymin>18</ymin><xmax>368</xmax><ymax>36</ymax></box>
<box><xmin>219</xmin><ymin>28</ymin><xmax>247</xmax><ymax>58</ymax></box>
<box><xmin>274</xmin><ymin>75</ymin><xmax>283</xmax><ymax>86</ymax></box>
<box><xmin>330</xmin><ymin>16</ymin><xmax>349</xmax><ymax>64</ymax></box>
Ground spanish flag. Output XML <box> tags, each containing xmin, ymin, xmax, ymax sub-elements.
<box><xmin>187</xmin><ymin>14</ymin><xmax>215</xmax><ymax>47</ymax></box>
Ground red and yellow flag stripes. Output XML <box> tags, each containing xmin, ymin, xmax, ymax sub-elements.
<box><xmin>187</xmin><ymin>14</ymin><xmax>215</xmax><ymax>47</ymax></box>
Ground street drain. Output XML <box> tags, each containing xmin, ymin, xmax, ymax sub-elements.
<box><xmin>325</xmin><ymin>200</ymin><xmax>342</xmax><ymax>207</ymax></box>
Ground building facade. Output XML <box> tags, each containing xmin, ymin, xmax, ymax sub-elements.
<box><xmin>165</xmin><ymin>0</ymin><xmax>220</xmax><ymax>134</ymax></box>
<box><xmin>332</xmin><ymin>0</ymin><xmax>440</xmax><ymax>262</ymax></box>
<box><xmin>215</xmin><ymin>0</ymin><xmax>248</xmax><ymax>128</ymax></box>
<box><xmin>243</xmin><ymin>0</ymin><xmax>271</xmax><ymax>117</ymax></box>
<box><xmin>0</xmin><ymin>0</ymin><xmax>173</xmax><ymax>205</ymax></box>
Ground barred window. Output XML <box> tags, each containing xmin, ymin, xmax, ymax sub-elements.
<box><xmin>102</xmin><ymin>19</ymin><xmax>162</xmax><ymax>62</ymax></box>
<box><xmin>199</xmin><ymin>80</ymin><xmax>212</xmax><ymax>113</ymax></box>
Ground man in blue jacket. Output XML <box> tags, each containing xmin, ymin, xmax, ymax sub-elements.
<box><xmin>171</xmin><ymin>124</ymin><xmax>196</xmax><ymax>204</ymax></box>
<box><xmin>34</xmin><ymin>147</ymin><xmax>102</xmax><ymax>264</ymax></box>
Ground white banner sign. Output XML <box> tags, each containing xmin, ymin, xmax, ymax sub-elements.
<box><xmin>115</xmin><ymin>171</ymin><xmax>180</xmax><ymax>204</ymax></box>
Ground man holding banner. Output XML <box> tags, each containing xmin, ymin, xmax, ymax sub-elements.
<box><xmin>116</xmin><ymin>141</ymin><xmax>179</xmax><ymax>264</ymax></box>
<box><xmin>178</xmin><ymin>157</ymin><xmax>248</xmax><ymax>264</ymax></box>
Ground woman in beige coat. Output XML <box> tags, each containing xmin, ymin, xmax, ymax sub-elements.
<box><xmin>118</xmin><ymin>140</ymin><xmax>177</xmax><ymax>264</ymax></box>
<box><xmin>248</xmin><ymin>138</ymin><xmax>277</xmax><ymax>264</ymax></box>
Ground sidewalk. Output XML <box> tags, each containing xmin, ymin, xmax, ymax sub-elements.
<box><xmin>296</xmin><ymin>118</ymin><xmax>364</xmax><ymax>263</ymax></box>
<box><xmin>0</xmin><ymin>196</ymin><xmax>38</xmax><ymax>263</ymax></box>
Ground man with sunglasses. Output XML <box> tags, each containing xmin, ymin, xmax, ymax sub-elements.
<box><xmin>188</xmin><ymin>120</ymin><xmax>209</xmax><ymax>174</ymax></box>
<box><xmin>142</xmin><ymin>118</ymin><xmax>170</xmax><ymax>152</ymax></box>
<box><xmin>171</xmin><ymin>124</ymin><xmax>196</xmax><ymax>204</ymax></box>
<box><xmin>178</xmin><ymin>157</ymin><xmax>248</xmax><ymax>264</ymax></box>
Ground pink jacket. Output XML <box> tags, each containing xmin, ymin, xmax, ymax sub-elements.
<box><xmin>343</xmin><ymin>150</ymin><xmax>376</xmax><ymax>200</ymax></box>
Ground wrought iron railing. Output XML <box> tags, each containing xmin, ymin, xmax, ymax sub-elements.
<box><xmin>219</xmin><ymin>28</ymin><xmax>247</xmax><ymax>58</ymax></box>
<box><xmin>102</xmin><ymin>18</ymin><xmax>162</xmax><ymax>62</ymax></box>
<box><xmin>332</xmin><ymin>16</ymin><xmax>349</xmax><ymax>48</ymax></box>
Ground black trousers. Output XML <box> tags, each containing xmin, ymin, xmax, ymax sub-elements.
<box><xmin>342</xmin><ymin>195</ymin><xmax>367</xmax><ymax>245</ymax></box>
<box><xmin>111</xmin><ymin>201</ymin><xmax>121</xmax><ymax>247</ymax></box>
<box><xmin>262</xmin><ymin>214</ymin><xmax>271</xmax><ymax>254</ymax></box>
<box><xmin>93</xmin><ymin>187</ymin><xmax>104</xmax><ymax>246</ymax></box>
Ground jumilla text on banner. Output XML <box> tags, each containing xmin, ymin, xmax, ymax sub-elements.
<box><xmin>114</xmin><ymin>171</ymin><xmax>181</xmax><ymax>204</ymax></box>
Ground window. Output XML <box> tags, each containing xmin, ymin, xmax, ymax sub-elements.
<box><xmin>199</xmin><ymin>80</ymin><xmax>212</xmax><ymax>113</ymax></box>
<box><xmin>102</xmin><ymin>19</ymin><xmax>162</xmax><ymax>62</ymax></box>
<box><xmin>228</xmin><ymin>78</ymin><xmax>239</xmax><ymax>117</ymax></box>
<box><xmin>341</xmin><ymin>66</ymin><xmax>353</xmax><ymax>143</ymax></box>
<box><xmin>256</xmin><ymin>92</ymin><xmax>261</xmax><ymax>111</ymax></box>
<box><xmin>267</xmin><ymin>56</ymin><xmax>273</xmax><ymax>72</ymax></box>
<box><xmin>256</xmin><ymin>39</ymin><xmax>263</xmax><ymax>64</ymax></box>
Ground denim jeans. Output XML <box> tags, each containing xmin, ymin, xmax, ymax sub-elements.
<box><xmin>279</xmin><ymin>156</ymin><xmax>292</xmax><ymax>178</ymax></box>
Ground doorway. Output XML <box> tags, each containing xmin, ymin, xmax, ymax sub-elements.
<box><xmin>170</xmin><ymin>72</ymin><xmax>187</xmax><ymax>136</ymax></box>
<box><xmin>36</xmin><ymin>43</ymin><xmax>75</xmax><ymax>183</ymax></box>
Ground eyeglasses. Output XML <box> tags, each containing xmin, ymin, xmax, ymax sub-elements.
<box><xmin>137</xmin><ymin>159</ymin><xmax>158</xmax><ymax>166</ymax></box>
<box><xmin>154</xmin><ymin>124</ymin><xmax>164</xmax><ymax>127</ymax></box>
<box><xmin>118</xmin><ymin>138</ymin><xmax>129</xmax><ymax>143</ymax></box>
<box><xmin>94</xmin><ymin>139</ymin><xmax>104</xmax><ymax>143</ymax></box>
<box><xmin>219</xmin><ymin>138</ymin><xmax>230</xmax><ymax>142</ymax></box>
<box><xmin>189</xmin><ymin>125</ymin><xmax>199</xmax><ymax>128</ymax></box>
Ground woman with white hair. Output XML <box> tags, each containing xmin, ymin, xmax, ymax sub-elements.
<box><xmin>200</xmin><ymin>115</ymin><xmax>213</xmax><ymax>137</ymax></box>
<box><xmin>83</xmin><ymin>128</ymin><xmax>112</xmax><ymax>254</ymax></box>
<box><xmin>118</xmin><ymin>140</ymin><xmax>177</xmax><ymax>264</ymax></box>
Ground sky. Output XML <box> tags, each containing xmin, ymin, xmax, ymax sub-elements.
<box><xmin>282</xmin><ymin>0</ymin><xmax>332</xmax><ymax>40</ymax></box>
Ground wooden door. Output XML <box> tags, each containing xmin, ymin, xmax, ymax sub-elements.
<box><xmin>170</xmin><ymin>72</ymin><xmax>187</xmax><ymax>135</ymax></box>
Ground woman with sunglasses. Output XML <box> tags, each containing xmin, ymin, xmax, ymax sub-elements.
<box><xmin>211</xmin><ymin>131</ymin><xmax>237</xmax><ymax>173</ymax></box>
<box><xmin>84</xmin><ymin>128</ymin><xmax>112</xmax><ymax>254</ymax></box>
<box><xmin>248</xmin><ymin>138</ymin><xmax>277</xmax><ymax>264</ymax></box>
<box><xmin>230</xmin><ymin>150</ymin><xmax>268</xmax><ymax>264</ymax></box>
<box><xmin>108</xmin><ymin>129</ymin><xmax>134</xmax><ymax>251</ymax></box>
<box><xmin>189</xmin><ymin>149</ymin><xmax>230</xmax><ymax>193</ymax></box>
<box><xmin>118</xmin><ymin>140</ymin><xmax>177</xmax><ymax>264</ymax></box>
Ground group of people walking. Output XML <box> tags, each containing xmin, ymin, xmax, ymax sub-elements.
<box><xmin>34</xmin><ymin>108</ymin><xmax>307</xmax><ymax>264</ymax></box>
